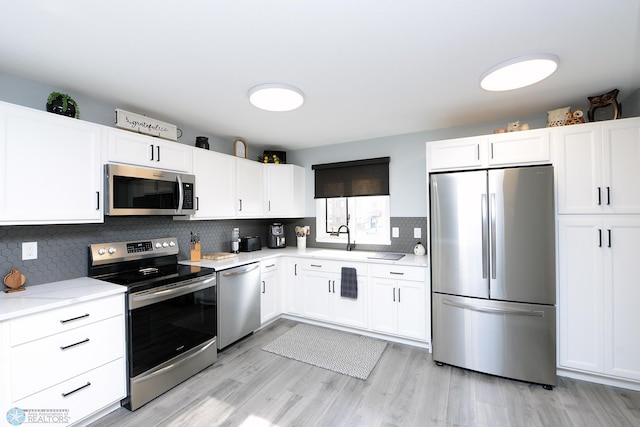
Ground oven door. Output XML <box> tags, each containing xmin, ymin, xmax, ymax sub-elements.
<box><xmin>128</xmin><ymin>275</ymin><xmax>216</xmax><ymax>379</ymax></box>
<box><xmin>105</xmin><ymin>163</ymin><xmax>195</xmax><ymax>216</ymax></box>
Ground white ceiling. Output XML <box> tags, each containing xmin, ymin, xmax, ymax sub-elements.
<box><xmin>1</xmin><ymin>1</ymin><xmax>639</xmax><ymax>150</ymax></box>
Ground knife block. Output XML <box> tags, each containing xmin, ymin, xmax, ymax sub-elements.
<box><xmin>190</xmin><ymin>242</ymin><xmax>201</xmax><ymax>262</ymax></box>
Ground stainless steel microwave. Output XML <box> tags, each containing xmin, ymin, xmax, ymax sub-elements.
<box><xmin>104</xmin><ymin>164</ymin><xmax>196</xmax><ymax>216</ymax></box>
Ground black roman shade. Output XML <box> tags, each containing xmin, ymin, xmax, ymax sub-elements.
<box><xmin>312</xmin><ymin>157</ymin><xmax>390</xmax><ymax>198</ymax></box>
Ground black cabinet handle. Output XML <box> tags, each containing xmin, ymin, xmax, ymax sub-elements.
<box><xmin>156</xmin><ymin>145</ymin><xmax>161</xmax><ymax>162</ymax></box>
<box><xmin>61</xmin><ymin>382</ymin><xmax>91</xmax><ymax>398</ymax></box>
<box><xmin>393</xmin><ymin>288</ymin><xmax>396</xmax><ymax>302</ymax></box>
<box><xmin>598</xmin><ymin>229</ymin><xmax>602</xmax><ymax>247</ymax></box>
<box><xmin>294</xmin><ymin>264</ymin><xmax>297</xmax><ymax>276</ymax></box>
<box><xmin>96</xmin><ymin>191</ymin><xmax>100</xmax><ymax>210</ymax></box>
<box><xmin>238</xmin><ymin>199</ymin><xmax>242</xmax><ymax>211</ymax></box>
<box><xmin>332</xmin><ymin>280</ymin><xmax>335</xmax><ymax>293</ymax></box>
<box><xmin>60</xmin><ymin>338</ymin><xmax>90</xmax><ymax>350</ymax></box>
<box><xmin>60</xmin><ymin>313</ymin><xmax>89</xmax><ymax>324</ymax></box>
<box><xmin>597</xmin><ymin>187</ymin><xmax>602</xmax><ymax>205</ymax></box>
<box><xmin>608</xmin><ymin>229</ymin><xmax>612</xmax><ymax>248</ymax></box>
<box><xmin>328</xmin><ymin>280</ymin><xmax>331</xmax><ymax>292</ymax></box>
<box><xmin>398</xmin><ymin>288</ymin><xmax>401</xmax><ymax>303</ymax></box>
<box><xmin>262</xmin><ymin>280</ymin><xmax>266</xmax><ymax>293</ymax></box>
<box><xmin>607</xmin><ymin>187</ymin><xmax>611</xmax><ymax>205</ymax></box>
<box><xmin>150</xmin><ymin>144</ymin><xmax>155</xmax><ymax>161</ymax></box>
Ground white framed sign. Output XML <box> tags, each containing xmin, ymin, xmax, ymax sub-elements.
<box><xmin>115</xmin><ymin>109</ymin><xmax>178</xmax><ymax>141</ymax></box>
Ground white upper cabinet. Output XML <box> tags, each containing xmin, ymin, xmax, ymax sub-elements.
<box><xmin>264</xmin><ymin>164</ymin><xmax>305</xmax><ymax>218</ymax></box>
<box><xmin>0</xmin><ymin>101</ymin><xmax>103</xmax><ymax>225</ymax></box>
<box><xmin>487</xmin><ymin>128</ymin><xmax>550</xmax><ymax>166</ymax></box>
<box><xmin>556</xmin><ymin>117</ymin><xmax>640</xmax><ymax>214</ymax></box>
<box><xmin>106</xmin><ymin>128</ymin><xmax>193</xmax><ymax>173</ymax></box>
<box><xmin>427</xmin><ymin>136</ymin><xmax>487</xmax><ymax>171</ymax></box>
<box><xmin>427</xmin><ymin>128</ymin><xmax>550</xmax><ymax>171</ymax></box>
<box><xmin>236</xmin><ymin>157</ymin><xmax>265</xmax><ymax>217</ymax></box>
<box><xmin>187</xmin><ymin>149</ymin><xmax>237</xmax><ymax>219</ymax></box>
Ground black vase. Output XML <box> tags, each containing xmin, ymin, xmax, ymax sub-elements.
<box><xmin>46</xmin><ymin>96</ymin><xmax>76</xmax><ymax>118</ymax></box>
<box><xmin>195</xmin><ymin>136</ymin><xmax>210</xmax><ymax>150</ymax></box>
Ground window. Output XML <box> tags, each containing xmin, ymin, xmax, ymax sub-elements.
<box><xmin>316</xmin><ymin>196</ymin><xmax>391</xmax><ymax>245</ymax></box>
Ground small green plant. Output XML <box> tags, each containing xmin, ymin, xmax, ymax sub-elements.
<box><xmin>46</xmin><ymin>91</ymin><xmax>80</xmax><ymax>118</ymax></box>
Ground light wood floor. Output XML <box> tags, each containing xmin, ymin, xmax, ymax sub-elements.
<box><xmin>90</xmin><ymin>319</ymin><xmax>640</xmax><ymax>427</ymax></box>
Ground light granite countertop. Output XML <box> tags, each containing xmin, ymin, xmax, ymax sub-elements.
<box><xmin>180</xmin><ymin>247</ymin><xmax>429</xmax><ymax>271</ymax></box>
<box><xmin>0</xmin><ymin>277</ymin><xmax>126</xmax><ymax>322</ymax></box>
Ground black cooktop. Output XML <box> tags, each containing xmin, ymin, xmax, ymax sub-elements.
<box><xmin>89</xmin><ymin>255</ymin><xmax>215</xmax><ymax>293</ymax></box>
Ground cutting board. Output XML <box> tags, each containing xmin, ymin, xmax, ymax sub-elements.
<box><xmin>3</xmin><ymin>268</ymin><xmax>26</xmax><ymax>293</ymax></box>
<box><xmin>202</xmin><ymin>252</ymin><xmax>238</xmax><ymax>260</ymax></box>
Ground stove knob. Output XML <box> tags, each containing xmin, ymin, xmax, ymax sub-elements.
<box><xmin>155</xmin><ymin>242</ymin><xmax>162</xmax><ymax>249</ymax></box>
<box><xmin>169</xmin><ymin>241</ymin><xmax>176</xmax><ymax>247</ymax></box>
<box><xmin>108</xmin><ymin>247</ymin><xmax>117</xmax><ymax>255</ymax></box>
<box><xmin>162</xmin><ymin>241</ymin><xmax>169</xmax><ymax>248</ymax></box>
<box><xmin>97</xmin><ymin>248</ymin><xmax>106</xmax><ymax>255</ymax></box>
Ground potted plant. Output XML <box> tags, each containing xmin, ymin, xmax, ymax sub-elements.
<box><xmin>46</xmin><ymin>92</ymin><xmax>80</xmax><ymax>118</ymax></box>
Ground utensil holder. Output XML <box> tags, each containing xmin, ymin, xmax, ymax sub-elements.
<box><xmin>297</xmin><ymin>236</ymin><xmax>306</xmax><ymax>250</ymax></box>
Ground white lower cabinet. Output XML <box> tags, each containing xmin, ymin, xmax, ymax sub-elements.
<box><xmin>1</xmin><ymin>294</ymin><xmax>126</xmax><ymax>426</ymax></box>
<box><xmin>261</xmin><ymin>260</ymin><xmax>280</xmax><ymax>324</ymax></box>
<box><xmin>558</xmin><ymin>216</ymin><xmax>640</xmax><ymax>382</ymax></box>
<box><xmin>300</xmin><ymin>260</ymin><xmax>367</xmax><ymax>329</ymax></box>
<box><xmin>369</xmin><ymin>265</ymin><xmax>428</xmax><ymax>341</ymax></box>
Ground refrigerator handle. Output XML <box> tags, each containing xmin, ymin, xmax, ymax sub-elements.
<box><xmin>490</xmin><ymin>193</ymin><xmax>497</xmax><ymax>280</ymax></box>
<box><xmin>442</xmin><ymin>298</ymin><xmax>545</xmax><ymax>317</ymax></box>
<box><xmin>481</xmin><ymin>194</ymin><xmax>489</xmax><ymax>279</ymax></box>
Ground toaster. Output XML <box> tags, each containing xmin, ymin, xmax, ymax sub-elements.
<box><xmin>239</xmin><ymin>236</ymin><xmax>262</xmax><ymax>252</ymax></box>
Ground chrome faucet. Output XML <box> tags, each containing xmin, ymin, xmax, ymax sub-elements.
<box><xmin>331</xmin><ymin>224</ymin><xmax>354</xmax><ymax>251</ymax></box>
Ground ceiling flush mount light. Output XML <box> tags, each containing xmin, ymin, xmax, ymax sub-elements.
<box><xmin>248</xmin><ymin>83</ymin><xmax>304</xmax><ymax>112</ymax></box>
<box><xmin>480</xmin><ymin>54</ymin><xmax>559</xmax><ymax>91</ymax></box>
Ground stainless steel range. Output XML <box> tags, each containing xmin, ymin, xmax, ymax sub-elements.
<box><xmin>88</xmin><ymin>237</ymin><xmax>217</xmax><ymax>411</ymax></box>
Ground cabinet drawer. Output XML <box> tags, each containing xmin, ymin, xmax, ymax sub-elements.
<box><xmin>260</xmin><ymin>259</ymin><xmax>279</xmax><ymax>273</ymax></box>
<box><xmin>13</xmin><ymin>358</ymin><xmax>126</xmax><ymax>424</ymax></box>
<box><xmin>369</xmin><ymin>265</ymin><xmax>426</xmax><ymax>281</ymax></box>
<box><xmin>9</xmin><ymin>294</ymin><xmax>124</xmax><ymax>346</ymax></box>
<box><xmin>301</xmin><ymin>259</ymin><xmax>366</xmax><ymax>275</ymax></box>
<box><xmin>11</xmin><ymin>315</ymin><xmax>125</xmax><ymax>401</ymax></box>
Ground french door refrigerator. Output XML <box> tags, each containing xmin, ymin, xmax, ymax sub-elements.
<box><xmin>430</xmin><ymin>165</ymin><xmax>556</xmax><ymax>388</ymax></box>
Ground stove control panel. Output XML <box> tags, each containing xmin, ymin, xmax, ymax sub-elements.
<box><xmin>89</xmin><ymin>237</ymin><xmax>179</xmax><ymax>265</ymax></box>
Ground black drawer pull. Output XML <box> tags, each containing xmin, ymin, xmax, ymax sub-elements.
<box><xmin>60</xmin><ymin>338</ymin><xmax>90</xmax><ymax>351</ymax></box>
<box><xmin>390</xmin><ymin>271</ymin><xmax>405</xmax><ymax>275</ymax></box>
<box><xmin>61</xmin><ymin>382</ymin><xmax>91</xmax><ymax>398</ymax></box>
<box><xmin>265</xmin><ymin>264</ymin><xmax>275</xmax><ymax>268</ymax></box>
<box><xmin>60</xmin><ymin>313</ymin><xmax>90</xmax><ymax>324</ymax></box>
<box><xmin>310</xmin><ymin>264</ymin><xmax>322</xmax><ymax>268</ymax></box>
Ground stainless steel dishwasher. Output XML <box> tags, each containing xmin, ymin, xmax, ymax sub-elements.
<box><xmin>217</xmin><ymin>262</ymin><xmax>261</xmax><ymax>349</ymax></box>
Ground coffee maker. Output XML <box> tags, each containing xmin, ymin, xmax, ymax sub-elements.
<box><xmin>268</xmin><ymin>223</ymin><xmax>286</xmax><ymax>248</ymax></box>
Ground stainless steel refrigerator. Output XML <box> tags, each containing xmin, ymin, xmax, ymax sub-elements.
<box><xmin>430</xmin><ymin>165</ymin><xmax>556</xmax><ymax>388</ymax></box>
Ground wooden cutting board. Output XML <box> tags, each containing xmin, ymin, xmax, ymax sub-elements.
<box><xmin>3</xmin><ymin>268</ymin><xmax>26</xmax><ymax>293</ymax></box>
<box><xmin>202</xmin><ymin>252</ymin><xmax>238</xmax><ymax>260</ymax></box>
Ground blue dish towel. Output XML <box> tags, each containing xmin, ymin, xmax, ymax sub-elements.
<box><xmin>341</xmin><ymin>267</ymin><xmax>358</xmax><ymax>299</ymax></box>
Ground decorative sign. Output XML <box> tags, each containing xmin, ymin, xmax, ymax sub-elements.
<box><xmin>115</xmin><ymin>109</ymin><xmax>178</xmax><ymax>141</ymax></box>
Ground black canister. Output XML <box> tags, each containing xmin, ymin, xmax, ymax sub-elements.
<box><xmin>195</xmin><ymin>136</ymin><xmax>210</xmax><ymax>150</ymax></box>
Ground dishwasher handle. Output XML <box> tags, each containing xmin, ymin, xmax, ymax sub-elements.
<box><xmin>221</xmin><ymin>263</ymin><xmax>260</xmax><ymax>277</ymax></box>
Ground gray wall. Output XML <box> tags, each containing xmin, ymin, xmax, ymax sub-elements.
<box><xmin>2</xmin><ymin>71</ymin><xmax>639</xmax><ymax>286</ymax></box>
